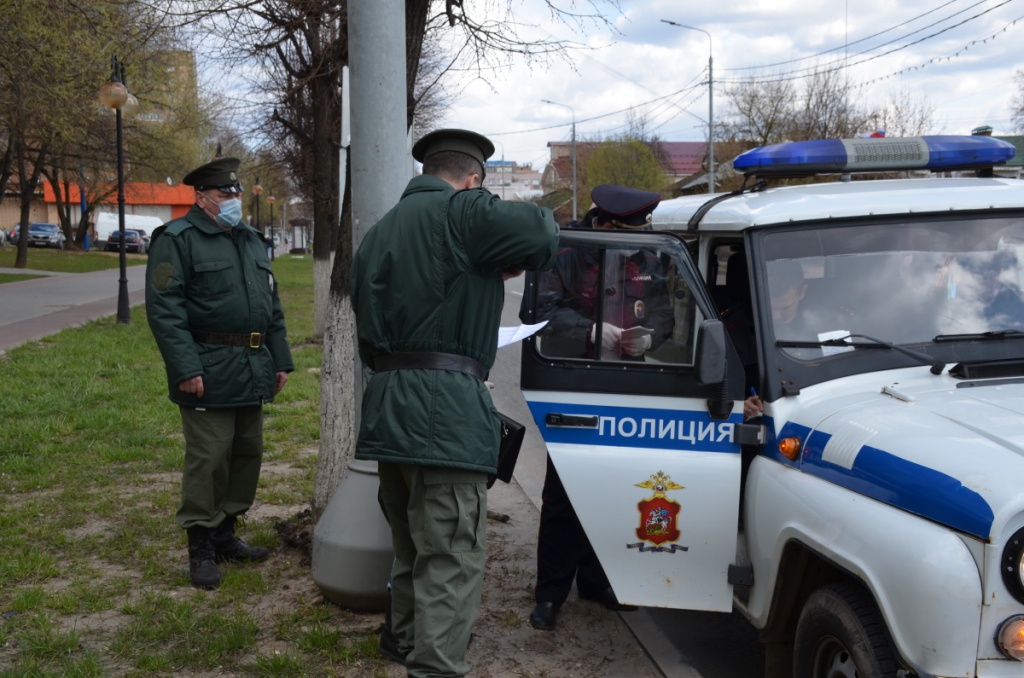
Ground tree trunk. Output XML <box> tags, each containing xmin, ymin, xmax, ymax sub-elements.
<box><xmin>312</xmin><ymin>161</ymin><xmax>352</xmax><ymax>518</ymax></box>
<box><xmin>312</xmin><ymin>285</ymin><xmax>356</xmax><ymax>520</ymax></box>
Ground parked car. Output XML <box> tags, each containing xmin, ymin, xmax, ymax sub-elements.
<box><xmin>11</xmin><ymin>223</ymin><xmax>65</xmax><ymax>249</ymax></box>
<box><xmin>105</xmin><ymin>229</ymin><xmax>146</xmax><ymax>254</ymax></box>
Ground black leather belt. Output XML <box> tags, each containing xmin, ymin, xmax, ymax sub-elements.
<box><xmin>192</xmin><ymin>330</ymin><xmax>265</xmax><ymax>349</ymax></box>
<box><xmin>373</xmin><ymin>351</ymin><xmax>487</xmax><ymax>381</ymax></box>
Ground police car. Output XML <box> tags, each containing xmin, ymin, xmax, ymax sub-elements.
<box><xmin>519</xmin><ymin>135</ymin><xmax>1024</xmax><ymax>677</ymax></box>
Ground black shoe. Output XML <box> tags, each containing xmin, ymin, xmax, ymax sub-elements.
<box><xmin>211</xmin><ymin>516</ymin><xmax>269</xmax><ymax>564</ymax></box>
<box><xmin>580</xmin><ymin>587</ymin><xmax>638</xmax><ymax>612</ymax></box>
<box><xmin>529</xmin><ymin>602</ymin><xmax>558</xmax><ymax>631</ymax></box>
<box><xmin>186</xmin><ymin>526</ymin><xmax>221</xmax><ymax>590</ymax></box>
<box><xmin>377</xmin><ymin>627</ymin><xmax>407</xmax><ymax>665</ymax></box>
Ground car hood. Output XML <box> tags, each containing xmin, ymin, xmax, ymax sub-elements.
<box><xmin>789</xmin><ymin>375</ymin><xmax>1024</xmax><ymax>540</ymax></box>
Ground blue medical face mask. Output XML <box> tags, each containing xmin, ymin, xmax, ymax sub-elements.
<box><xmin>215</xmin><ymin>198</ymin><xmax>243</xmax><ymax>227</ymax></box>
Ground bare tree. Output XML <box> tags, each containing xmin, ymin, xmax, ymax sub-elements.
<box><xmin>789</xmin><ymin>67</ymin><xmax>872</xmax><ymax>141</ymax></box>
<box><xmin>870</xmin><ymin>88</ymin><xmax>934</xmax><ymax>137</ymax></box>
<box><xmin>1012</xmin><ymin>69</ymin><xmax>1024</xmax><ymax>133</ymax></box>
<box><xmin>722</xmin><ymin>76</ymin><xmax>796</xmax><ymax>146</ymax></box>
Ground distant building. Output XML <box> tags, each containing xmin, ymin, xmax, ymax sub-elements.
<box><xmin>41</xmin><ymin>182</ymin><xmax>194</xmax><ymax>239</ymax></box>
<box><xmin>541</xmin><ymin>140</ymin><xmax>707</xmax><ymax>194</ymax></box>
<box><xmin>540</xmin><ymin>140</ymin><xmax>711</xmax><ymax>221</ymax></box>
<box><xmin>135</xmin><ymin>50</ymin><xmax>199</xmax><ymax>126</ymax></box>
<box><xmin>483</xmin><ymin>160</ymin><xmax>543</xmax><ymax>201</ymax></box>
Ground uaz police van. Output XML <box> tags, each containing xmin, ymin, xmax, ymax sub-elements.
<box><xmin>519</xmin><ymin>135</ymin><xmax>1024</xmax><ymax>677</ymax></box>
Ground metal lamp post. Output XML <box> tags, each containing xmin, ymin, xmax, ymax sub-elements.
<box><xmin>251</xmin><ymin>177</ymin><xmax>262</xmax><ymax>236</ymax></box>
<box><xmin>99</xmin><ymin>54</ymin><xmax>132</xmax><ymax>324</ymax></box>
<box><xmin>541</xmin><ymin>99</ymin><xmax>577</xmax><ymax>221</ymax></box>
<box><xmin>267</xmin><ymin>194</ymin><xmax>276</xmax><ymax>260</ymax></box>
<box><xmin>661</xmin><ymin>19</ymin><xmax>714</xmax><ymax>193</ymax></box>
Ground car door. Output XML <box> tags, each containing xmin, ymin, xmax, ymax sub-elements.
<box><xmin>520</xmin><ymin>229</ymin><xmax>747</xmax><ymax>611</ymax></box>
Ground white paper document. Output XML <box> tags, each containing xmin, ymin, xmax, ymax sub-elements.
<box><xmin>497</xmin><ymin>321</ymin><xmax>548</xmax><ymax>349</ymax></box>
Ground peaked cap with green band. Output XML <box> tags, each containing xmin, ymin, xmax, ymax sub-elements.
<box><xmin>412</xmin><ymin>129</ymin><xmax>495</xmax><ymax>168</ymax></box>
<box><xmin>182</xmin><ymin>157</ymin><xmax>243</xmax><ymax>194</ymax></box>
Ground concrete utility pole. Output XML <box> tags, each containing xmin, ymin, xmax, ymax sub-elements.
<box><xmin>349</xmin><ymin>0</ymin><xmax>411</xmax><ymax>423</ymax></box>
<box><xmin>312</xmin><ymin>0</ymin><xmax>409</xmax><ymax>612</ymax></box>
<box><xmin>661</xmin><ymin>20</ymin><xmax>714</xmax><ymax>193</ymax></box>
<box><xmin>350</xmin><ymin>4</ymin><xmax>410</xmax><ymax>247</ymax></box>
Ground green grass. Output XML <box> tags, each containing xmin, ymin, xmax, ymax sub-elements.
<box><xmin>0</xmin><ymin>254</ymin><xmax>387</xmax><ymax>676</ymax></box>
<box><xmin>2</xmin><ymin>247</ymin><xmax>147</xmax><ymax>273</ymax></box>
<box><xmin>0</xmin><ymin>273</ymin><xmax>44</xmax><ymax>283</ymax></box>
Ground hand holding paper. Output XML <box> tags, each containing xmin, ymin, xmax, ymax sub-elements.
<box><xmin>620</xmin><ymin>326</ymin><xmax>654</xmax><ymax>356</ymax></box>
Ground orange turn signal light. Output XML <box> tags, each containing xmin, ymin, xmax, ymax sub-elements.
<box><xmin>778</xmin><ymin>437</ymin><xmax>802</xmax><ymax>460</ymax></box>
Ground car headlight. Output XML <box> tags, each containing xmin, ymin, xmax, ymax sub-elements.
<box><xmin>1002</xmin><ymin>527</ymin><xmax>1024</xmax><ymax>604</ymax></box>
<box><xmin>997</xmin><ymin>615</ymin><xmax>1024</xmax><ymax>661</ymax></box>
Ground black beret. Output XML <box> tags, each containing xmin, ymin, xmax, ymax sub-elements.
<box><xmin>591</xmin><ymin>184</ymin><xmax>662</xmax><ymax>228</ymax></box>
<box><xmin>412</xmin><ymin>129</ymin><xmax>495</xmax><ymax>166</ymax></box>
<box><xmin>182</xmin><ymin>157</ymin><xmax>243</xmax><ymax>194</ymax></box>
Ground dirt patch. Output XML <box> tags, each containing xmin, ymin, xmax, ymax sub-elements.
<box><xmin>271</xmin><ymin>481</ymin><xmax>661</xmax><ymax>677</ymax></box>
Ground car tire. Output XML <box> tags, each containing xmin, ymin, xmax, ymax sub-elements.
<box><xmin>793</xmin><ymin>582</ymin><xmax>902</xmax><ymax>678</ymax></box>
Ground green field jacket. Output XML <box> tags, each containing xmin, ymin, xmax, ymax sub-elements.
<box><xmin>145</xmin><ymin>205</ymin><xmax>293</xmax><ymax>408</ymax></box>
<box><xmin>352</xmin><ymin>174</ymin><xmax>559</xmax><ymax>473</ymax></box>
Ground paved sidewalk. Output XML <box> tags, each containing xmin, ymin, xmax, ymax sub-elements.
<box><xmin>0</xmin><ymin>265</ymin><xmax>146</xmax><ymax>353</ymax></box>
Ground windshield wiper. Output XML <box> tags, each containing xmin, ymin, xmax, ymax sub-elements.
<box><xmin>933</xmin><ymin>330</ymin><xmax>1024</xmax><ymax>342</ymax></box>
<box><xmin>776</xmin><ymin>333</ymin><xmax>946</xmax><ymax>374</ymax></box>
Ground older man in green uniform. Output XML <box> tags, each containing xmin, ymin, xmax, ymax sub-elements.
<box><xmin>145</xmin><ymin>157</ymin><xmax>293</xmax><ymax>590</ymax></box>
<box><xmin>352</xmin><ymin>129</ymin><xmax>559</xmax><ymax>677</ymax></box>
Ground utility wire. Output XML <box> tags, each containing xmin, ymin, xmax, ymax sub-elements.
<box><xmin>717</xmin><ymin>3</ymin><xmax>1018</xmax><ymax>85</ymax></box>
<box><xmin>723</xmin><ymin>0</ymin><xmax>980</xmax><ymax>71</ymax></box>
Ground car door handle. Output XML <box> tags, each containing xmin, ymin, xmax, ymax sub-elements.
<box><xmin>545</xmin><ymin>413</ymin><xmax>599</xmax><ymax>428</ymax></box>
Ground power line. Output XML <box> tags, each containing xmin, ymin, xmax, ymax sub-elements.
<box><xmin>717</xmin><ymin>3</ymin><xmax>1018</xmax><ymax>85</ymax></box>
<box><xmin>722</xmin><ymin>0</ymin><xmax>977</xmax><ymax>71</ymax></box>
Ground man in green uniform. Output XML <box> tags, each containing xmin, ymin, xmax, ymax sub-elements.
<box><xmin>352</xmin><ymin>129</ymin><xmax>559</xmax><ymax>677</ymax></box>
<box><xmin>145</xmin><ymin>157</ymin><xmax>294</xmax><ymax>590</ymax></box>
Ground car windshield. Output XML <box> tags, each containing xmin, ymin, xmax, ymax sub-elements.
<box><xmin>761</xmin><ymin>215</ymin><xmax>1024</xmax><ymax>353</ymax></box>
<box><xmin>31</xmin><ymin>224</ymin><xmax>58</xmax><ymax>233</ymax></box>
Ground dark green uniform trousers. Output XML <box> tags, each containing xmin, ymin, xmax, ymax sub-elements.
<box><xmin>176</xmin><ymin>405</ymin><xmax>264</xmax><ymax>529</ymax></box>
<box><xmin>378</xmin><ymin>462</ymin><xmax>487</xmax><ymax>678</ymax></box>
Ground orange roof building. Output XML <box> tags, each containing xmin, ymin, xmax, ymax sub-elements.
<box><xmin>43</xmin><ymin>182</ymin><xmax>196</xmax><ymax>221</ymax></box>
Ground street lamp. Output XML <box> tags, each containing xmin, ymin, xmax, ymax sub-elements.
<box><xmin>99</xmin><ymin>54</ymin><xmax>132</xmax><ymax>324</ymax></box>
<box><xmin>267</xmin><ymin>194</ymin><xmax>276</xmax><ymax>260</ymax></box>
<box><xmin>541</xmin><ymin>99</ymin><xmax>577</xmax><ymax>221</ymax></box>
<box><xmin>251</xmin><ymin>177</ymin><xmax>262</xmax><ymax>235</ymax></box>
<box><xmin>661</xmin><ymin>19</ymin><xmax>714</xmax><ymax>193</ymax></box>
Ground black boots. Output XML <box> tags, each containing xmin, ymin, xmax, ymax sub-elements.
<box><xmin>186</xmin><ymin>526</ymin><xmax>221</xmax><ymax>590</ymax></box>
<box><xmin>210</xmin><ymin>515</ymin><xmax>269</xmax><ymax>564</ymax></box>
<box><xmin>529</xmin><ymin>602</ymin><xmax>558</xmax><ymax>630</ymax></box>
<box><xmin>187</xmin><ymin>517</ymin><xmax>268</xmax><ymax>589</ymax></box>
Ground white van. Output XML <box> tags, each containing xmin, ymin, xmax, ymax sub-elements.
<box><xmin>93</xmin><ymin>212</ymin><xmax>165</xmax><ymax>248</ymax></box>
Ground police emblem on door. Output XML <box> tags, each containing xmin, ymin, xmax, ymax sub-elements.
<box><xmin>628</xmin><ymin>471</ymin><xmax>689</xmax><ymax>553</ymax></box>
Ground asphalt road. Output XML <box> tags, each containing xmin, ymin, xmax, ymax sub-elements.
<box><xmin>497</xmin><ymin>273</ymin><xmax>765</xmax><ymax>678</ymax></box>
<box><xmin>0</xmin><ymin>263</ymin><xmax>146</xmax><ymax>353</ymax></box>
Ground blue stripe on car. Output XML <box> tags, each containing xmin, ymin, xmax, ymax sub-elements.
<box><xmin>801</xmin><ymin>429</ymin><xmax>994</xmax><ymax>539</ymax></box>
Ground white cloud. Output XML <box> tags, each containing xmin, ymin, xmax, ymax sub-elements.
<box><xmin>440</xmin><ymin>0</ymin><xmax>1023</xmax><ymax>170</ymax></box>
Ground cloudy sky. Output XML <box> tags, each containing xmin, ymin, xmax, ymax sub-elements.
<box><xmin>436</xmin><ymin>0</ymin><xmax>1023</xmax><ymax>170</ymax></box>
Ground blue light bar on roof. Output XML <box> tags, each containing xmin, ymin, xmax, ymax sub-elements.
<box><xmin>733</xmin><ymin>135</ymin><xmax>1016</xmax><ymax>176</ymax></box>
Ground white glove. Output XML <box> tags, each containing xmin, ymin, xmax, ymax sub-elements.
<box><xmin>590</xmin><ymin>322</ymin><xmax>622</xmax><ymax>352</ymax></box>
<box><xmin>620</xmin><ymin>332</ymin><xmax>652</xmax><ymax>356</ymax></box>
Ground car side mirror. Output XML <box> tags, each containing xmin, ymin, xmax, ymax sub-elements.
<box><xmin>695</xmin><ymin>319</ymin><xmax>726</xmax><ymax>386</ymax></box>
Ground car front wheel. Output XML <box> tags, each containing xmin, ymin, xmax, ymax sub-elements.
<box><xmin>793</xmin><ymin>582</ymin><xmax>902</xmax><ymax>678</ymax></box>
